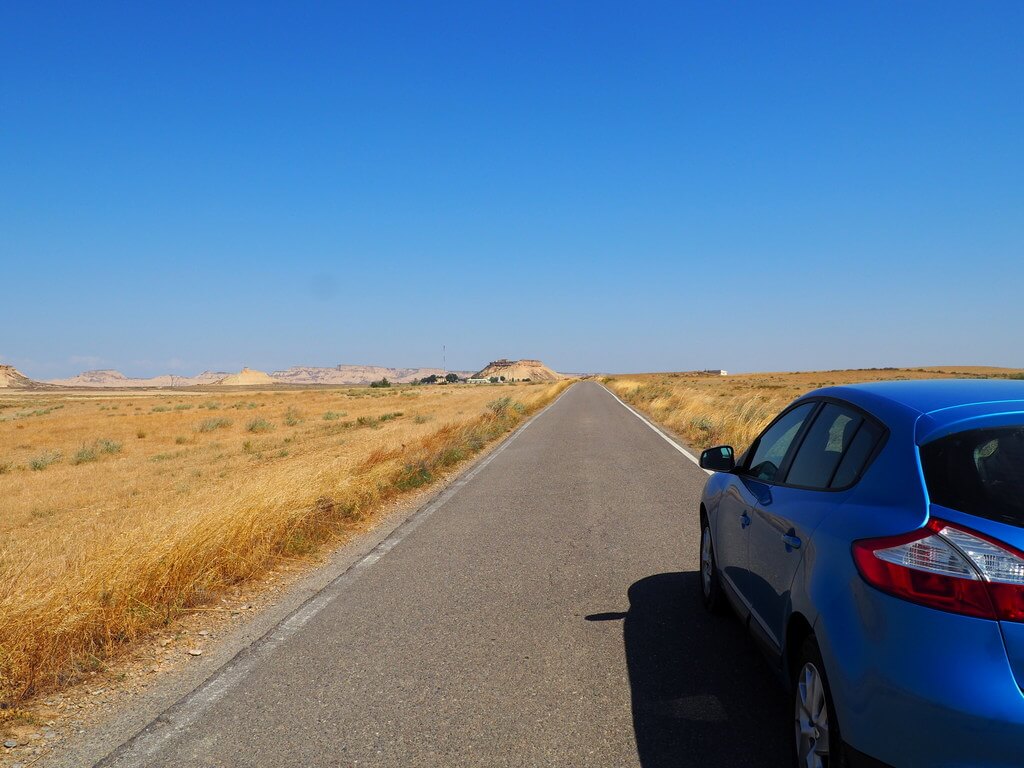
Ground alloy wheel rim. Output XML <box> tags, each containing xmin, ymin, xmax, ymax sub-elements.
<box><xmin>794</xmin><ymin>661</ymin><xmax>830</xmax><ymax>768</ymax></box>
<box><xmin>701</xmin><ymin>527</ymin><xmax>713</xmax><ymax>595</ymax></box>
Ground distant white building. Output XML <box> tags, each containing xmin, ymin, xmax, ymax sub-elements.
<box><xmin>703</xmin><ymin>369</ymin><xmax>728</xmax><ymax>376</ymax></box>
<box><xmin>466</xmin><ymin>377</ymin><xmax>491</xmax><ymax>384</ymax></box>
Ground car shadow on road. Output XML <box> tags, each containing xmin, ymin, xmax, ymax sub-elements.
<box><xmin>607</xmin><ymin>572</ymin><xmax>790</xmax><ymax>767</ymax></box>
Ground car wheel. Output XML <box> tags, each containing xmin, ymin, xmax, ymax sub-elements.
<box><xmin>792</xmin><ymin>637</ymin><xmax>845</xmax><ymax>768</ymax></box>
<box><xmin>699</xmin><ymin>515</ymin><xmax>724</xmax><ymax>612</ymax></box>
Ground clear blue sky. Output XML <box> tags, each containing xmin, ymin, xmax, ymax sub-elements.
<box><xmin>2</xmin><ymin>2</ymin><xmax>1021</xmax><ymax>378</ymax></box>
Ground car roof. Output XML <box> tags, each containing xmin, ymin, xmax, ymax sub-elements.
<box><xmin>801</xmin><ymin>379</ymin><xmax>1024</xmax><ymax>443</ymax></box>
<box><xmin>817</xmin><ymin>379</ymin><xmax>1024</xmax><ymax>414</ymax></box>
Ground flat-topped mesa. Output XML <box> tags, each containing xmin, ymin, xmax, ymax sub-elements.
<box><xmin>214</xmin><ymin>367</ymin><xmax>275</xmax><ymax>386</ymax></box>
<box><xmin>473</xmin><ymin>358</ymin><xmax>562</xmax><ymax>382</ymax></box>
<box><xmin>46</xmin><ymin>369</ymin><xmax>232</xmax><ymax>387</ymax></box>
<box><xmin>485</xmin><ymin>358</ymin><xmax>544</xmax><ymax>367</ymax></box>
<box><xmin>271</xmin><ymin>365</ymin><xmax>475</xmax><ymax>385</ymax></box>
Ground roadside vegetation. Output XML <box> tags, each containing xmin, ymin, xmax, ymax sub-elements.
<box><xmin>603</xmin><ymin>366</ymin><xmax>1024</xmax><ymax>454</ymax></box>
<box><xmin>0</xmin><ymin>380</ymin><xmax>571</xmax><ymax>707</ymax></box>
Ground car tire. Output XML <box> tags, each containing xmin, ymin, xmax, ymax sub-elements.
<box><xmin>792</xmin><ymin>636</ymin><xmax>845</xmax><ymax>768</ymax></box>
<box><xmin>699</xmin><ymin>514</ymin><xmax>724</xmax><ymax>613</ymax></box>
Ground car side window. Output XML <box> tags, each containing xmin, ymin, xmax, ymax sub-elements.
<box><xmin>830</xmin><ymin>418</ymin><xmax>884</xmax><ymax>488</ymax></box>
<box><xmin>744</xmin><ymin>403</ymin><xmax>817</xmax><ymax>483</ymax></box>
<box><xmin>785</xmin><ymin>404</ymin><xmax>864</xmax><ymax>489</ymax></box>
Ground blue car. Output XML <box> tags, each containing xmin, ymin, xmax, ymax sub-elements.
<box><xmin>697</xmin><ymin>380</ymin><xmax>1024</xmax><ymax>768</ymax></box>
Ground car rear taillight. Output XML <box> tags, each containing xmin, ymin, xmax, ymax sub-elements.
<box><xmin>852</xmin><ymin>519</ymin><xmax>1024</xmax><ymax>622</ymax></box>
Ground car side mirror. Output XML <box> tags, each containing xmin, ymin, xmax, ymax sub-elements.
<box><xmin>700</xmin><ymin>445</ymin><xmax>735</xmax><ymax>472</ymax></box>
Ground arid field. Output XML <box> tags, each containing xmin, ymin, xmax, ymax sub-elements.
<box><xmin>0</xmin><ymin>381</ymin><xmax>570</xmax><ymax>707</ymax></box>
<box><xmin>4</xmin><ymin>366</ymin><xmax>1020</xmax><ymax>711</ymax></box>
<box><xmin>603</xmin><ymin>366</ymin><xmax>1024</xmax><ymax>455</ymax></box>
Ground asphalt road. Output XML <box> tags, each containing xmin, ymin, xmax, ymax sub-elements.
<box><xmin>99</xmin><ymin>381</ymin><xmax>789</xmax><ymax>767</ymax></box>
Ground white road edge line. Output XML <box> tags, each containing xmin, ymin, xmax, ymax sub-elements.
<box><xmin>600</xmin><ymin>383</ymin><xmax>713</xmax><ymax>476</ymax></box>
<box><xmin>97</xmin><ymin>385</ymin><xmax>573</xmax><ymax>767</ymax></box>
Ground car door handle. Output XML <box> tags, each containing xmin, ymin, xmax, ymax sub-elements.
<box><xmin>740</xmin><ymin>511</ymin><xmax>751</xmax><ymax>529</ymax></box>
<box><xmin>782</xmin><ymin>533</ymin><xmax>802</xmax><ymax>550</ymax></box>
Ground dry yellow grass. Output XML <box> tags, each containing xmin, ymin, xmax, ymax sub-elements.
<box><xmin>603</xmin><ymin>366</ymin><xmax>1024</xmax><ymax>454</ymax></box>
<box><xmin>0</xmin><ymin>380</ymin><xmax>571</xmax><ymax>706</ymax></box>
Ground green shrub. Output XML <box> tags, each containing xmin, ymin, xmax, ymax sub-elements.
<box><xmin>690</xmin><ymin>416</ymin><xmax>715</xmax><ymax>433</ymax></box>
<box><xmin>439</xmin><ymin>447</ymin><xmax>465</xmax><ymax>466</ymax></box>
<box><xmin>246</xmin><ymin>418</ymin><xmax>274</xmax><ymax>433</ymax></box>
<box><xmin>69</xmin><ymin>438</ymin><xmax>122</xmax><ymax>465</ymax></box>
<box><xmin>284</xmin><ymin>407</ymin><xmax>303</xmax><ymax>427</ymax></box>
<box><xmin>97</xmin><ymin>438</ymin><xmax>122</xmax><ymax>454</ymax></box>
<box><xmin>487</xmin><ymin>397</ymin><xmax>512</xmax><ymax>415</ymax></box>
<box><xmin>30</xmin><ymin>451</ymin><xmax>62</xmax><ymax>471</ymax></box>
<box><xmin>72</xmin><ymin>445</ymin><xmax>98</xmax><ymax>465</ymax></box>
<box><xmin>487</xmin><ymin>397</ymin><xmax>525</xmax><ymax>417</ymax></box>
<box><xmin>151</xmin><ymin>450</ymin><xmax>188</xmax><ymax>462</ymax></box>
<box><xmin>196</xmin><ymin>417</ymin><xmax>232</xmax><ymax>433</ymax></box>
<box><xmin>395</xmin><ymin>462</ymin><xmax>432</xmax><ymax>490</ymax></box>
<box><xmin>322</xmin><ymin>411</ymin><xmax>347</xmax><ymax>420</ymax></box>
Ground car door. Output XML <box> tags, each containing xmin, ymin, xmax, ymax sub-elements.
<box><xmin>718</xmin><ymin>401</ymin><xmax>818</xmax><ymax>615</ymax></box>
<box><xmin>714</xmin><ymin>475</ymin><xmax>761</xmax><ymax>614</ymax></box>
<box><xmin>747</xmin><ymin>402</ymin><xmax>880</xmax><ymax>647</ymax></box>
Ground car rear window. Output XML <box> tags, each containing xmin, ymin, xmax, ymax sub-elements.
<box><xmin>921</xmin><ymin>427</ymin><xmax>1024</xmax><ymax>527</ymax></box>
